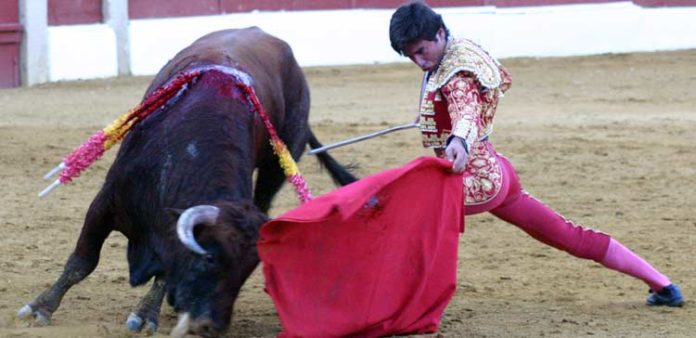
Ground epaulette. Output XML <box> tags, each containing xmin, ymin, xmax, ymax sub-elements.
<box><xmin>431</xmin><ymin>38</ymin><xmax>502</xmax><ymax>90</ymax></box>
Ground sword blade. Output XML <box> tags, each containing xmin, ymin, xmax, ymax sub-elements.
<box><xmin>308</xmin><ymin>122</ymin><xmax>418</xmax><ymax>155</ymax></box>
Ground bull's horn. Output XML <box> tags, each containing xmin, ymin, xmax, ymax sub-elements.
<box><xmin>176</xmin><ymin>205</ymin><xmax>220</xmax><ymax>255</ymax></box>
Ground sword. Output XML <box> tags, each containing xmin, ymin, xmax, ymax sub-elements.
<box><xmin>307</xmin><ymin>122</ymin><xmax>419</xmax><ymax>155</ymax></box>
<box><xmin>308</xmin><ymin>72</ymin><xmax>428</xmax><ymax>156</ymax></box>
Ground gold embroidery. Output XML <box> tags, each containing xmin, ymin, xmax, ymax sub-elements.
<box><xmin>433</xmin><ymin>39</ymin><xmax>502</xmax><ymax>90</ymax></box>
<box><xmin>418</xmin><ymin>38</ymin><xmax>504</xmax><ymax>150</ymax></box>
<box><xmin>463</xmin><ymin>142</ymin><xmax>503</xmax><ymax>205</ymax></box>
<box><xmin>416</xmin><ymin>38</ymin><xmax>507</xmax><ymax>206</ymax></box>
<box><xmin>420</xmin><ymin>117</ymin><xmax>437</xmax><ymax>132</ymax></box>
<box><xmin>422</xmin><ymin>134</ymin><xmax>442</xmax><ymax>147</ymax></box>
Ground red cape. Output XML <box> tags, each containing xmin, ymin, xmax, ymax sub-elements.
<box><xmin>258</xmin><ymin>157</ymin><xmax>464</xmax><ymax>337</ymax></box>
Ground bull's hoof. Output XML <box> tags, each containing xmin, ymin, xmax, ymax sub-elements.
<box><xmin>126</xmin><ymin>312</ymin><xmax>142</xmax><ymax>332</ymax></box>
<box><xmin>126</xmin><ymin>312</ymin><xmax>158</xmax><ymax>335</ymax></box>
<box><xmin>17</xmin><ymin>304</ymin><xmax>52</xmax><ymax>326</ymax></box>
<box><xmin>16</xmin><ymin>304</ymin><xmax>32</xmax><ymax>319</ymax></box>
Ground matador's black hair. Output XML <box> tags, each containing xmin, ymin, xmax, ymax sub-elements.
<box><xmin>389</xmin><ymin>1</ymin><xmax>450</xmax><ymax>55</ymax></box>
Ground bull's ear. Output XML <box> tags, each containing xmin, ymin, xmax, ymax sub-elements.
<box><xmin>238</xmin><ymin>202</ymin><xmax>267</xmax><ymax>226</ymax></box>
<box><xmin>165</xmin><ymin>207</ymin><xmax>185</xmax><ymax>220</ymax></box>
<box><xmin>245</xmin><ymin>209</ymin><xmax>269</xmax><ymax>233</ymax></box>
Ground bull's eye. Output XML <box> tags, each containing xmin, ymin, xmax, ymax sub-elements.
<box><xmin>204</xmin><ymin>253</ymin><xmax>215</xmax><ymax>264</ymax></box>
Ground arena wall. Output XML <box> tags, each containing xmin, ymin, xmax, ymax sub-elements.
<box><xmin>0</xmin><ymin>0</ymin><xmax>22</xmax><ymax>87</ymax></box>
<box><xmin>7</xmin><ymin>0</ymin><xmax>696</xmax><ymax>86</ymax></box>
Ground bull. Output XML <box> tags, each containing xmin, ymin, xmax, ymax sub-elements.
<box><xmin>18</xmin><ymin>27</ymin><xmax>356</xmax><ymax>336</ymax></box>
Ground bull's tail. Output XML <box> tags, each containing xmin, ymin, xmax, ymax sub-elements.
<box><xmin>308</xmin><ymin>131</ymin><xmax>359</xmax><ymax>186</ymax></box>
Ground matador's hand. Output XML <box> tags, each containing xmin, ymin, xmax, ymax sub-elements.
<box><xmin>445</xmin><ymin>137</ymin><xmax>468</xmax><ymax>173</ymax></box>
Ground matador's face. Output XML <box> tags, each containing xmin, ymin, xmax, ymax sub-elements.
<box><xmin>403</xmin><ymin>27</ymin><xmax>447</xmax><ymax>73</ymax></box>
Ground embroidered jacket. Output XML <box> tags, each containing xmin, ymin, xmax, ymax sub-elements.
<box><xmin>418</xmin><ymin>38</ymin><xmax>512</xmax><ymax>205</ymax></box>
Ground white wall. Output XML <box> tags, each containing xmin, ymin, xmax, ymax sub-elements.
<box><xmin>46</xmin><ymin>2</ymin><xmax>696</xmax><ymax>81</ymax></box>
<box><xmin>48</xmin><ymin>24</ymin><xmax>118</xmax><ymax>81</ymax></box>
<box><xmin>19</xmin><ymin>0</ymin><xmax>49</xmax><ymax>85</ymax></box>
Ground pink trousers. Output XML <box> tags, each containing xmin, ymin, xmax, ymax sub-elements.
<box><xmin>465</xmin><ymin>154</ymin><xmax>611</xmax><ymax>262</ymax></box>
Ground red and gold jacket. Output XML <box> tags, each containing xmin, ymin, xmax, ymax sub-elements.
<box><xmin>418</xmin><ymin>38</ymin><xmax>512</xmax><ymax>205</ymax></box>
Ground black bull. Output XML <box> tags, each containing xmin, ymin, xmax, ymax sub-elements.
<box><xmin>18</xmin><ymin>27</ymin><xmax>356</xmax><ymax>336</ymax></box>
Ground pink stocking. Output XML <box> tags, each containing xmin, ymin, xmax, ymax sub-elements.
<box><xmin>600</xmin><ymin>238</ymin><xmax>671</xmax><ymax>291</ymax></box>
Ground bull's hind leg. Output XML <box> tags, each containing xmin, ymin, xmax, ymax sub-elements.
<box><xmin>17</xmin><ymin>200</ymin><xmax>113</xmax><ymax>326</ymax></box>
<box><xmin>126</xmin><ymin>276</ymin><xmax>166</xmax><ymax>334</ymax></box>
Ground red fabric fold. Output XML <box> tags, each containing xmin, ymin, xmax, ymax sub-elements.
<box><xmin>258</xmin><ymin>156</ymin><xmax>464</xmax><ymax>338</ymax></box>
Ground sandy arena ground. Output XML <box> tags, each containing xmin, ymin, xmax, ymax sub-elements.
<box><xmin>1</xmin><ymin>50</ymin><xmax>695</xmax><ymax>337</ymax></box>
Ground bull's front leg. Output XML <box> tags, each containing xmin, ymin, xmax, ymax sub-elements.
<box><xmin>126</xmin><ymin>276</ymin><xmax>166</xmax><ymax>334</ymax></box>
<box><xmin>17</xmin><ymin>203</ymin><xmax>113</xmax><ymax>326</ymax></box>
<box><xmin>17</xmin><ymin>250</ymin><xmax>104</xmax><ymax>325</ymax></box>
